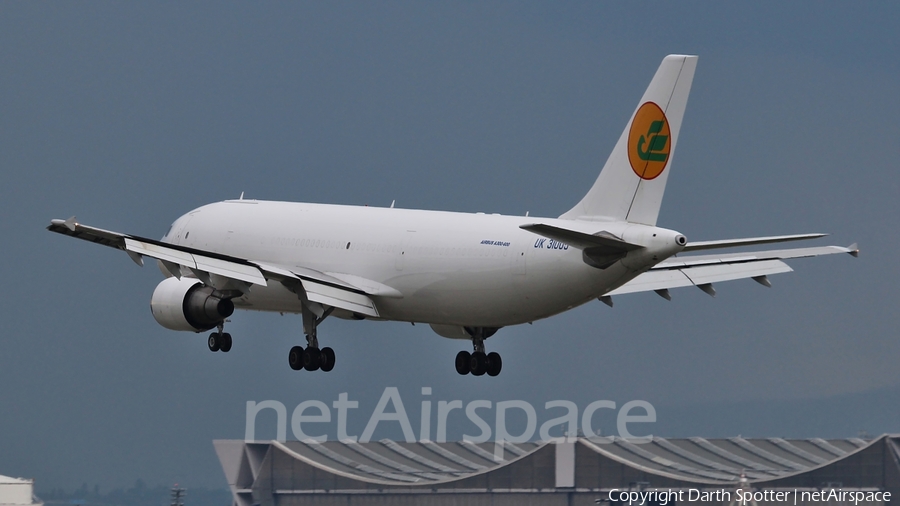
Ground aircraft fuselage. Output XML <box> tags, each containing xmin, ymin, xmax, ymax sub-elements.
<box><xmin>162</xmin><ymin>200</ymin><xmax>685</xmax><ymax>327</ymax></box>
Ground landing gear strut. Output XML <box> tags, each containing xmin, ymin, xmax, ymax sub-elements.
<box><xmin>288</xmin><ymin>303</ymin><xmax>336</xmax><ymax>372</ymax></box>
<box><xmin>208</xmin><ymin>322</ymin><xmax>233</xmax><ymax>353</ymax></box>
<box><xmin>455</xmin><ymin>327</ymin><xmax>502</xmax><ymax>377</ymax></box>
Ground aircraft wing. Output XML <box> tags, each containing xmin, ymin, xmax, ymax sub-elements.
<box><xmin>605</xmin><ymin>244</ymin><xmax>858</xmax><ymax>298</ymax></box>
<box><xmin>47</xmin><ymin>217</ymin><xmax>380</xmax><ymax>317</ymax></box>
<box><xmin>682</xmin><ymin>233</ymin><xmax>828</xmax><ymax>252</ymax></box>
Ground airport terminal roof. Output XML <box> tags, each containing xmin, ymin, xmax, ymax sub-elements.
<box><xmin>266</xmin><ymin>439</ymin><xmax>544</xmax><ymax>486</ymax></box>
<box><xmin>576</xmin><ymin>436</ymin><xmax>872</xmax><ymax>484</ymax></box>
<box><xmin>216</xmin><ymin>435</ymin><xmax>895</xmax><ymax>489</ymax></box>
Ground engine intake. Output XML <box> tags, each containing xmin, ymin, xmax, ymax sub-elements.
<box><xmin>150</xmin><ymin>277</ymin><xmax>235</xmax><ymax>332</ymax></box>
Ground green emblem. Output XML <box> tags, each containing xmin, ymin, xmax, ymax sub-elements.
<box><xmin>636</xmin><ymin>120</ymin><xmax>669</xmax><ymax>162</ymax></box>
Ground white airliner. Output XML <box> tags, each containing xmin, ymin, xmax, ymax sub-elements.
<box><xmin>49</xmin><ymin>55</ymin><xmax>857</xmax><ymax>377</ymax></box>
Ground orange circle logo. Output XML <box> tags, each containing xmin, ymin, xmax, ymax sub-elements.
<box><xmin>627</xmin><ymin>102</ymin><xmax>671</xmax><ymax>180</ymax></box>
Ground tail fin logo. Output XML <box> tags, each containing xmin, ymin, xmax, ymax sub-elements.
<box><xmin>628</xmin><ymin>102</ymin><xmax>671</xmax><ymax>180</ymax></box>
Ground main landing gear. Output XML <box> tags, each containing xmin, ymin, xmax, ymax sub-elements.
<box><xmin>208</xmin><ymin>323</ymin><xmax>233</xmax><ymax>353</ymax></box>
<box><xmin>455</xmin><ymin>327</ymin><xmax>502</xmax><ymax>377</ymax></box>
<box><xmin>288</xmin><ymin>304</ymin><xmax>336</xmax><ymax>372</ymax></box>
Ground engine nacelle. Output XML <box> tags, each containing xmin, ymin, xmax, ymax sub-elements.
<box><xmin>150</xmin><ymin>277</ymin><xmax>235</xmax><ymax>332</ymax></box>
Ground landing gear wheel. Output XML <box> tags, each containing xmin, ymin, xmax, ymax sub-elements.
<box><xmin>470</xmin><ymin>352</ymin><xmax>487</xmax><ymax>376</ymax></box>
<box><xmin>486</xmin><ymin>352</ymin><xmax>502</xmax><ymax>377</ymax></box>
<box><xmin>455</xmin><ymin>351</ymin><xmax>471</xmax><ymax>375</ymax></box>
<box><xmin>207</xmin><ymin>333</ymin><xmax>221</xmax><ymax>352</ymax></box>
<box><xmin>219</xmin><ymin>333</ymin><xmax>233</xmax><ymax>353</ymax></box>
<box><xmin>319</xmin><ymin>347</ymin><xmax>336</xmax><ymax>372</ymax></box>
<box><xmin>303</xmin><ymin>347</ymin><xmax>321</xmax><ymax>371</ymax></box>
<box><xmin>288</xmin><ymin>346</ymin><xmax>304</xmax><ymax>371</ymax></box>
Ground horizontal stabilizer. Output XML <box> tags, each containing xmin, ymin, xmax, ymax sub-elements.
<box><xmin>520</xmin><ymin>223</ymin><xmax>642</xmax><ymax>252</ymax></box>
<box><xmin>682</xmin><ymin>233</ymin><xmax>827</xmax><ymax>252</ymax></box>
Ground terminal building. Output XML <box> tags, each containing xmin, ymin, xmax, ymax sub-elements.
<box><xmin>215</xmin><ymin>434</ymin><xmax>900</xmax><ymax>506</ymax></box>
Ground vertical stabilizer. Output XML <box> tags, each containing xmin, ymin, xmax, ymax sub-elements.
<box><xmin>560</xmin><ymin>55</ymin><xmax>697</xmax><ymax>225</ymax></box>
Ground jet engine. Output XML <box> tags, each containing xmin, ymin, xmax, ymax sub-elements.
<box><xmin>150</xmin><ymin>277</ymin><xmax>235</xmax><ymax>332</ymax></box>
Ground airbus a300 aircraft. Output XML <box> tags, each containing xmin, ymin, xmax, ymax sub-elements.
<box><xmin>49</xmin><ymin>55</ymin><xmax>857</xmax><ymax>377</ymax></box>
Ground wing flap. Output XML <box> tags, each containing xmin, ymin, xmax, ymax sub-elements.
<box><xmin>124</xmin><ymin>238</ymin><xmax>196</xmax><ymax>268</ymax></box>
<box><xmin>123</xmin><ymin>238</ymin><xmax>267</xmax><ymax>286</ymax></box>
<box><xmin>299</xmin><ymin>277</ymin><xmax>379</xmax><ymax>317</ymax></box>
<box><xmin>49</xmin><ymin>218</ymin><xmax>381</xmax><ymax>316</ymax></box>
<box><xmin>125</xmin><ymin>244</ymin><xmax>379</xmax><ymax>316</ymax></box>
<box><xmin>606</xmin><ymin>242</ymin><xmax>857</xmax><ymax>297</ymax></box>
<box><xmin>194</xmin><ymin>255</ymin><xmax>269</xmax><ymax>286</ymax></box>
<box><xmin>324</xmin><ymin>272</ymin><xmax>404</xmax><ymax>298</ymax></box>
<box><xmin>608</xmin><ymin>260</ymin><xmax>791</xmax><ymax>296</ymax></box>
<box><xmin>607</xmin><ymin>270</ymin><xmax>695</xmax><ymax>294</ymax></box>
<box><xmin>679</xmin><ymin>259</ymin><xmax>792</xmax><ymax>286</ymax></box>
<box><xmin>252</xmin><ymin>262</ymin><xmax>297</xmax><ymax>280</ymax></box>
<box><xmin>258</xmin><ymin>263</ymin><xmax>381</xmax><ymax>317</ymax></box>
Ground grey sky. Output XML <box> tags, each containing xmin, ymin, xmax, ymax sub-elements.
<box><xmin>1</xmin><ymin>1</ymin><xmax>898</xmax><ymax>492</ymax></box>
